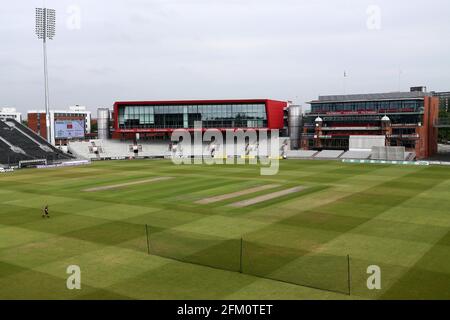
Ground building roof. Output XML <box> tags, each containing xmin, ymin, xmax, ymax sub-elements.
<box><xmin>114</xmin><ymin>99</ymin><xmax>286</xmax><ymax>106</ymax></box>
<box><xmin>0</xmin><ymin>108</ymin><xmax>20</xmax><ymax>114</ymax></box>
<box><xmin>310</xmin><ymin>91</ymin><xmax>431</xmax><ymax>104</ymax></box>
<box><xmin>28</xmin><ymin>110</ymin><xmax>91</xmax><ymax>114</ymax></box>
<box><xmin>432</xmin><ymin>91</ymin><xmax>450</xmax><ymax>98</ymax></box>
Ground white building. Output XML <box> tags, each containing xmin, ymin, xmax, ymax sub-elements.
<box><xmin>0</xmin><ymin>108</ymin><xmax>22</xmax><ymax>122</ymax></box>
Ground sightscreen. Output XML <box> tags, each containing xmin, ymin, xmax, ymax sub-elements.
<box><xmin>54</xmin><ymin>120</ymin><xmax>85</xmax><ymax>139</ymax></box>
<box><xmin>349</xmin><ymin>135</ymin><xmax>385</xmax><ymax>151</ymax></box>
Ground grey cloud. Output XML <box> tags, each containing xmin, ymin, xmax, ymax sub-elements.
<box><xmin>1</xmin><ymin>0</ymin><xmax>449</xmax><ymax>114</ymax></box>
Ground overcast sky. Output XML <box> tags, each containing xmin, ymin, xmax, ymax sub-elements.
<box><xmin>1</xmin><ymin>0</ymin><xmax>450</xmax><ymax>115</ymax></box>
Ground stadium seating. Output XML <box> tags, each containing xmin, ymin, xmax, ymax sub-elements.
<box><xmin>314</xmin><ymin>150</ymin><xmax>345</xmax><ymax>159</ymax></box>
<box><xmin>0</xmin><ymin>137</ymin><xmax>31</xmax><ymax>166</ymax></box>
<box><xmin>286</xmin><ymin>150</ymin><xmax>319</xmax><ymax>158</ymax></box>
<box><xmin>0</xmin><ymin>119</ymin><xmax>72</xmax><ymax>166</ymax></box>
<box><xmin>140</xmin><ymin>142</ymin><xmax>172</xmax><ymax>157</ymax></box>
<box><xmin>12</xmin><ymin>120</ymin><xmax>56</xmax><ymax>150</ymax></box>
<box><xmin>340</xmin><ymin>150</ymin><xmax>372</xmax><ymax>160</ymax></box>
<box><xmin>404</xmin><ymin>152</ymin><xmax>417</xmax><ymax>161</ymax></box>
<box><xmin>68</xmin><ymin>140</ymin><xmax>170</xmax><ymax>159</ymax></box>
<box><xmin>371</xmin><ymin>146</ymin><xmax>405</xmax><ymax>161</ymax></box>
<box><xmin>68</xmin><ymin>137</ymin><xmax>287</xmax><ymax>160</ymax></box>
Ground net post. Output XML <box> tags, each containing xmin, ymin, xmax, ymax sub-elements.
<box><xmin>145</xmin><ymin>224</ymin><xmax>150</xmax><ymax>255</ymax></box>
<box><xmin>239</xmin><ymin>237</ymin><xmax>243</xmax><ymax>273</ymax></box>
<box><xmin>347</xmin><ymin>254</ymin><xmax>351</xmax><ymax>296</ymax></box>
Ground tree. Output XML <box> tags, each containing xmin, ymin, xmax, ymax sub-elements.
<box><xmin>91</xmin><ymin>122</ymin><xmax>98</xmax><ymax>133</ymax></box>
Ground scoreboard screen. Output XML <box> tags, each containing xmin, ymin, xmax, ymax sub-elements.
<box><xmin>54</xmin><ymin>120</ymin><xmax>85</xmax><ymax>139</ymax></box>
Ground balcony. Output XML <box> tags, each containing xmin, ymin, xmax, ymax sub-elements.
<box><xmin>305</xmin><ymin>109</ymin><xmax>423</xmax><ymax>117</ymax></box>
<box><xmin>386</xmin><ymin>134</ymin><xmax>420</xmax><ymax>140</ymax></box>
<box><xmin>390</xmin><ymin>123</ymin><xmax>421</xmax><ymax>128</ymax></box>
<box><xmin>321</xmin><ymin>126</ymin><xmax>381</xmax><ymax>131</ymax></box>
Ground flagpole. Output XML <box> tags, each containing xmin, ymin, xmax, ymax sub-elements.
<box><xmin>343</xmin><ymin>71</ymin><xmax>347</xmax><ymax>95</ymax></box>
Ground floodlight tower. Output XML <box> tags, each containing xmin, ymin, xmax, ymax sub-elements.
<box><xmin>35</xmin><ymin>6</ymin><xmax>56</xmax><ymax>144</ymax></box>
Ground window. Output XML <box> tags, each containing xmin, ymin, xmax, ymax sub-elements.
<box><xmin>118</xmin><ymin>103</ymin><xmax>268</xmax><ymax>129</ymax></box>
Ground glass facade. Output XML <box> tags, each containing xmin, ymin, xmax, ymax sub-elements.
<box><xmin>118</xmin><ymin>103</ymin><xmax>267</xmax><ymax>129</ymax></box>
<box><xmin>311</xmin><ymin>100</ymin><xmax>424</xmax><ymax>113</ymax></box>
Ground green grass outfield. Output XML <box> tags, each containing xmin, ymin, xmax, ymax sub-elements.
<box><xmin>0</xmin><ymin>159</ymin><xmax>449</xmax><ymax>299</ymax></box>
